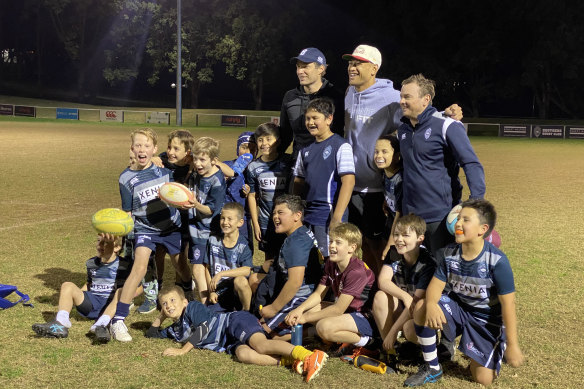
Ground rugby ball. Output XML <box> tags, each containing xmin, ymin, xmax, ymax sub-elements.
<box><xmin>485</xmin><ymin>229</ymin><xmax>502</xmax><ymax>248</ymax></box>
<box><xmin>92</xmin><ymin>208</ymin><xmax>134</xmax><ymax>236</ymax></box>
<box><xmin>159</xmin><ymin>182</ymin><xmax>194</xmax><ymax>207</ymax></box>
<box><xmin>446</xmin><ymin>204</ymin><xmax>462</xmax><ymax>235</ymax></box>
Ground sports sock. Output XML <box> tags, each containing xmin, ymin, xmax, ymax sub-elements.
<box><xmin>291</xmin><ymin>345</ymin><xmax>312</xmax><ymax>361</ymax></box>
<box><xmin>90</xmin><ymin>314</ymin><xmax>111</xmax><ymax>332</ymax></box>
<box><xmin>112</xmin><ymin>302</ymin><xmax>130</xmax><ymax>323</ymax></box>
<box><xmin>354</xmin><ymin>336</ymin><xmax>370</xmax><ymax>347</ymax></box>
<box><xmin>279</xmin><ymin>355</ymin><xmax>295</xmax><ymax>367</ymax></box>
<box><xmin>56</xmin><ymin>310</ymin><xmax>72</xmax><ymax>328</ymax></box>
<box><xmin>415</xmin><ymin>324</ymin><xmax>439</xmax><ymax>370</ymax></box>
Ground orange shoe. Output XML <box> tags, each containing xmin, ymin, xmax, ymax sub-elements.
<box><xmin>292</xmin><ymin>359</ymin><xmax>303</xmax><ymax>375</ymax></box>
<box><xmin>304</xmin><ymin>349</ymin><xmax>328</xmax><ymax>383</ymax></box>
<box><xmin>351</xmin><ymin>346</ymin><xmax>380</xmax><ymax>359</ymax></box>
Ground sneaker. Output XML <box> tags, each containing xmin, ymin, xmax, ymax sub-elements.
<box><xmin>329</xmin><ymin>342</ymin><xmax>354</xmax><ymax>358</ymax></box>
<box><xmin>403</xmin><ymin>364</ymin><xmax>443</xmax><ymax>387</ymax></box>
<box><xmin>351</xmin><ymin>346</ymin><xmax>380</xmax><ymax>359</ymax></box>
<box><xmin>137</xmin><ymin>299</ymin><xmax>157</xmax><ymax>314</ymax></box>
<box><xmin>110</xmin><ymin>320</ymin><xmax>132</xmax><ymax>342</ymax></box>
<box><xmin>437</xmin><ymin>337</ymin><xmax>455</xmax><ymax>362</ymax></box>
<box><xmin>94</xmin><ymin>325</ymin><xmax>111</xmax><ymax>343</ymax></box>
<box><xmin>32</xmin><ymin>320</ymin><xmax>68</xmax><ymax>338</ymax></box>
<box><xmin>292</xmin><ymin>360</ymin><xmax>303</xmax><ymax>375</ymax></box>
<box><xmin>304</xmin><ymin>349</ymin><xmax>328</xmax><ymax>383</ymax></box>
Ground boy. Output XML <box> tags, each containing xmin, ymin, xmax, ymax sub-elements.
<box><xmin>32</xmin><ymin>234</ymin><xmax>129</xmax><ymax>341</ymax></box>
<box><xmin>404</xmin><ymin>199</ymin><xmax>524</xmax><ymax>387</ymax></box>
<box><xmin>147</xmin><ymin>286</ymin><xmax>328</xmax><ymax>383</ymax></box>
<box><xmin>258</xmin><ymin>194</ymin><xmax>323</xmax><ymax>338</ymax></box>
<box><xmin>245</xmin><ymin>123</ymin><xmax>294</xmax><ymax>288</ymax></box>
<box><xmin>185</xmin><ymin>137</ymin><xmax>226</xmax><ymax>303</ymax></box>
<box><xmin>107</xmin><ymin>128</ymin><xmax>192</xmax><ymax>342</ymax></box>
<box><xmin>372</xmin><ymin>214</ymin><xmax>435</xmax><ymax>356</ymax></box>
<box><xmin>374</xmin><ymin>134</ymin><xmax>403</xmax><ymax>261</ymax></box>
<box><xmin>293</xmin><ymin>98</ymin><xmax>355</xmax><ymax>258</ymax></box>
<box><xmin>285</xmin><ymin>223</ymin><xmax>378</xmax><ymax>358</ymax></box>
<box><xmin>203</xmin><ymin>202</ymin><xmax>253</xmax><ymax>311</ymax></box>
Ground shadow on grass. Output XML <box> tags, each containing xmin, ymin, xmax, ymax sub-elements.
<box><xmin>130</xmin><ymin>321</ymin><xmax>153</xmax><ymax>333</ymax></box>
<box><xmin>34</xmin><ymin>267</ymin><xmax>85</xmax><ymax>305</ymax></box>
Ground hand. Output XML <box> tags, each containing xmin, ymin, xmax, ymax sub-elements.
<box><xmin>162</xmin><ymin>347</ymin><xmax>187</xmax><ymax>357</ymax></box>
<box><xmin>209</xmin><ymin>292</ymin><xmax>218</xmax><ymax>304</ymax></box>
<box><xmin>424</xmin><ymin>302</ymin><xmax>447</xmax><ymax>330</ymax></box>
<box><xmin>241</xmin><ymin>184</ymin><xmax>250</xmax><ymax>196</ymax></box>
<box><xmin>383</xmin><ymin>329</ymin><xmax>398</xmax><ymax>352</ymax></box>
<box><xmin>381</xmin><ymin>244</ymin><xmax>391</xmax><ymax>263</ymax></box>
<box><xmin>505</xmin><ymin>344</ymin><xmax>524</xmax><ymax>367</ymax></box>
<box><xmin>329</xmin><ymin>216</ymin><xmax>342</xmax><ymax>231</ymax></box>
<box><xmin>285</xmin><ymin>308</ymin><xmax>303</xmax><ymax>326</ymax></box>
<box><xmin>151</xmin><ymin>156</ymin><xmax>164</xmax><ymax>168</ymax></box>
<box><xmin>402</xmin><ymin>294</ymin><xmax>414</xmax><ymax>313</ymax></box>
<box><xmin>209</xmin><ymin>275</ymin><xmax>221</xmax><ymax>292</ymax></box>
<box><xmin>181</xmin><ymin>197</ymin><xmax>198</xmax><ymax>210</ymax></box>
<box><xmin>444</xmin><ymin>104</ymin><xmax>463</xmax><ymax>121</ymax></box>
<box><xmin>260</xmin><ymin>304</ymin><xmax>277</xmax><ymax>320</ymax></box>
<box><xmin>253</xmin><ymin>223</ymin><xmax>262</xmax><ymax>243</ymax></box>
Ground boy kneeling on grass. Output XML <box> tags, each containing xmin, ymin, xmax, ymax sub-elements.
<box><xmin>146</xmin><ymin>286</ymin><xmax>328</xmax><ymax>383</ymax></box>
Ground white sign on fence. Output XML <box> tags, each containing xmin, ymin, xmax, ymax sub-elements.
<box><xmin>100</xmin><ymin>109</ymin><xmax>124</xmax><ymax>122</ymax></box>
<box><xmin>146</xmin><ymin>111</ymin><xmax>170</xmax><ymax>125</ymax></box>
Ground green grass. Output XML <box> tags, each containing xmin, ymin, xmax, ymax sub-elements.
<box><xmin>1</xmin><ymin>119</ymin><xmax>583</xmax><ymax>388</ymax></box>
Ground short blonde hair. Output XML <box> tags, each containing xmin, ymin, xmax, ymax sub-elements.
<box><xmin>168</xmin><ymin>130</ymin><xmax>195</xmax><ymax>152</ymax></box>
<box><xmin>329</xmin><ymin>223</ymin><xmax>363</xmax><ymax>253</ymax></box>
<box><xmin>192</xmin><ymin>137</ymin><xmax>219</xmax><ymax>160</ymax></box>
<box><xmin>130</xmin><ymin>128</ymin><xmax>158</xmax><ymax>147</ymax></box>
<box><xmin>394</xmin><ymin>214</ymin><xmax>427</xmax><ymax>237</ymax></box>
<box><xmin>158</xmin><ymin>285</ymin><xmax>185</xmax><ymax>302</ymax></box>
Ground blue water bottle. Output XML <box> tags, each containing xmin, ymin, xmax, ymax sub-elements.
<box><xmin>291</xmin><ymin>324</ymin><xmax>303</xmax><ymax>346</ymax></box>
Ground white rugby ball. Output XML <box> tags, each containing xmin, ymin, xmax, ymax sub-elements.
<box><xmin>159</xmin><ymin>182</ymin><xmax>194</xmax><ymax>207</ymax></box>
<box><xmin>446</xmin><ymin>204</ymin><xmax>462</xmax><ymax>235</ymax></box>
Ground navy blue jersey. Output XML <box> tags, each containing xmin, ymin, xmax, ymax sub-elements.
<box><xmin>85</xmin><ymin>255</ymin><xmax>131</xmax><ymax>298</ymax></box>
<box><xmin>275</xmin><ymin>226</ymin><xmax>323</xmax><ymax>298</ymax></box>
<box><xmin>383</xmin><ymin>246</ymin><xmax>435</xmax><ymax>296</ymax></box>
<box><xmin>203</xmin><ymin>234</ymin><xmax>253</xmax><ymax>294</ymax></box>
<box><xmin>245</xmin><ymin>154</ymin><xmax>293</xmax><ymax>231</ymax></box>
<box><xmin>293</xmin><ymin>134</ymin><xmax>355</xmax><ymax>226</ymax></box>
<box><xmin>186</xmin><ymin>169</ymin><xmax>226</xmax><ymax>241</ymax></box>
<box><xmin>434</xmin><ymin>241</ymin><xmax>515</xmax><ymax>323</ymax></box>
<box><xmin>159</xmin><ymin>152</ymin><xmax>192</xmax><ymax>184</ymax></box>
<box><xmin>119</xmin><ymin>164</ymin><xmax>181</xmax><ymax>234</ymax></box>
<box><xmin>383</xmin><ymin>169</ymin><xmax>403</xmax><ymax>216</ymax></box>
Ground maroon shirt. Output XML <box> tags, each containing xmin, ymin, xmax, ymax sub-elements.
<box><xmin>319</xmin><ymin>256</ymin><xmax>376</xmax><ymax>313</ymax></box>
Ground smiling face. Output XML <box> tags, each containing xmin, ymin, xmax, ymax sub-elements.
<box><xmin>328</xmin><ymin>235</ymin><xmax>356</xmax><ymax>265</ymax></box>
<box><xmin>159</xmin><ymin>290</ymin><xmax>188</xmax><ymax>321</ymax></box>
<box><xmin>131</xmin><ymin>133</ymin><xmax>158</xmax><ymax>170</ymax></box>
<box><xmin>256</xmin><ymin>134</ymin><xmax>279</xmax><ymax>158</ymax></box>
<box><xmin>347</xmin><ymin>60</ymin><xmax>377</xmax><ymax>92</ymax></box>
<box><xmin>220</xmin><ymin>208</ymin><xmax>244</xmax><ymax>235</ymax></box>
<box><xmin>167</xmin><ymin>137</ymin><xmax>190</xmax><ymax>166</ymax></box>
<box><xmin>454</xmin><ymin>206</ymin><xmax>489</xmax><ymax>244</ymax></box>
<box><xmin>400</xmin><ymin>82</ymin><xmax>430</xmax><ymax>123</ymax></box>
<box><xmin>272</xmin><ymin>203</ymin><xmax>301</xmax><ymax>235</ymax></box>
<box><xmin>305</xmin><ymin>108</ymin><xmax>333</xmax><ymax>141</ymax></box>
<box><xmin>374</xmin><ymin>139</ymin><xmax>398</xmax><ymax>170</ymax></box>
<box><xmin>192</xmin><ymin>152</ymin><xmax>215</xmax><ymax>177</ymax></box>
<box><xmin>296</xmin><ymin>61</ymin><xmax>324</xmax><ymax>92</ymax></box>
<box><xmin>393</xmin><ymin>225</ymin><xmax>424</xmax><ymax>256</ymax></box>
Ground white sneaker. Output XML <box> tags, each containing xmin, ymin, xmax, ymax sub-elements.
<box><xmin>110</xmin><ymin>321</ymin><xmax>132</xmax><ymax>342</ymax></box>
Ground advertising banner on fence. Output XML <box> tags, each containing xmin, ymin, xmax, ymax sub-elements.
<box><xmin>499</xmin><ymin>125</ymin><xmax>530</xmax><ymax>137</ymax></box>
<box><xmin>100</xmin><ymin>109</ymin><xmax>124</xmax><ymax>122</ymax></box>
<box><xmin>221</xmin><ymin>115</ymin><xmax>246</xmax><ymax>127</ymax></box>
<box><xmin>146</xmin><ymin>111</ymin><xmax>170</xmax><ymax>125</ymax></box>
<box><xmin>56</xmin><ymin>108</ymin><xmax>79</xmax><ymax>120</ymax></box>
<box><xmin>0</xmin><ymin>104</ymin><xmax>13</xmax><ymax>115</ymax></box>
<box><xmin>566</xmin><ymin>126</ymin><xmax>584</xmax><ymax>139</ymax></box>
<box><xmin>531</xmin><ymin>125</ymin><xmax>564</xmax><ymax>139</ymax></box>
<box><xmin>14</xmin><ymin>105</ymin><xmax>35</xmax><ymax>117</ymax></box>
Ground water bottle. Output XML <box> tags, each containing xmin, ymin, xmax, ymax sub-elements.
<box><xmin>291</xmin><ymin>324</ymin><xmax>303</xmax><ymax>346</ymax></box>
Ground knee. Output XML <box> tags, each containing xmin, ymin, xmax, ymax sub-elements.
<box><xmin>60</xmin><ymin>281</ymin><xmax>76</xmax><ymax>293</ymax></box>
<box><xmin>233</xmin><ymin>276</ymin><xmax>249</xmax><ymax>291</ymax></box>
<box><xmin>372</xmin><ymin>290</ymin><xmax>388</xmax><ymax>312</ymax></box>
<box><xmin>474</xmin><ymin>373</ymin><xmax>495</xmax><ymax>387</ymax></box>
<box><xmin>315</xmin><ymin>319</ymin><xmax>333</xmax><ymax>341</ymax></box>
<box><xmin>235</xmin><ymin>345</ymin><xmax>253</xmax><ymax>364</ymax></box>
<box><xmin>413</xmin><ymin>302</ymin><xmax>427</xmax><ymax>326</ymax></box>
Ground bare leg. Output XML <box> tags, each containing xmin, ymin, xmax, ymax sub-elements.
<box><xmin>192</xmin><ymin>263</ymin><xmax>207</xmax><ymax>303</ymax></box>
<box><xmin>234</xmin><ymin>276</ymin><xmax>252</xmax><ymax>311</ymax></box>
<box><xmin>316</xmin><ymin>314</ymin><xmax>361</xmax><ymax>344</ymax></box>
<box><xmin>119</xmin><ymin>246</ymin><xmax>151</xmax><ymax>304</ymax></box>
<box><xmin>372</xmin><ymin>290</ymin><xmax>398</xmax><ymax>339</ymax></box>
<box><xmin>470</xmin><ymin>360</ymin><xmax>496</xmax><ymax>386</ymax></box>
<box><xmin>235</xmin><ymin>344</ymin><xmax>280</xmax><ymax>366</ymax></box>
<box><xmin>154</xmin><ymin>246</ymin><xmax>166</xmax><ymax>283</ymax></box>
<box><xmin>57</xmin><ymin>282</ymin><xmax>86</xmax><ymax>312</ymax></box>
<box><xmin>169</xmin><ymin>252</ymin><xmax>191</xmax><ymax>283</ymax></box>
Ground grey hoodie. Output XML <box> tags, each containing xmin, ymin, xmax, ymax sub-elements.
<box><xmin>344</xmin><ymin>78</ymin><xmax>402</xmax><ymax>192</ymax></box>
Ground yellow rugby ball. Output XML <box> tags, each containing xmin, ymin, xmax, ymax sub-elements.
<box><xmin>92</xmin><ymin>208</ymin><xmax>134</xmax><ymax>236</ymax></box>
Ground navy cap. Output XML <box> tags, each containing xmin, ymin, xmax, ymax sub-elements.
<box><xmin>290</xmin><ymin>47</ymin><xmax>326</xmax><ymax>66</ymax></box>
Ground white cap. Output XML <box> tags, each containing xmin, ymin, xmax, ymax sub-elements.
<box><xmin>342</xmin><ymin>44</ymin><xmax>382</xmax><ymax>68</ymax></box>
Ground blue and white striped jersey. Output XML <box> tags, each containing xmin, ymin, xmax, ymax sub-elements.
<box><xmin>119</xmin><ymin>164</ymin><xmax>181</xmax><ymax>234</ymax></box>
<box><xmin>383</xmin><ymin>169</ymin><xmax>403</xmax><ymax>216</ymax></box>
<box><xmin>293</xmin><ymin>134</ymin><xmax>355</xmax><ymax>226</ymax></box>
<box><xmin>85</xmin><ymin>256</ymin><xmax>130</xmax><ymax>298</ymax></box>
<box><xmin>186</xmin><ymin>170</ymin><xmax>226</xmax><ymax>240</ymax></box>
<box><xmin>435</xmin><ymin>241</ymin><xmax>515</xmax><ymax>323</ymax></box>
<box><xmin>203</xmin><ymin>234</ymin><xmax>253</xmax><ymax>293</ymax></box>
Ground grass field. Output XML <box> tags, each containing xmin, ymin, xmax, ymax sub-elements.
<box><xmin>1</xmin><ymin>116</ymin><xmax>583</xmax><ymax>388</ymax></box>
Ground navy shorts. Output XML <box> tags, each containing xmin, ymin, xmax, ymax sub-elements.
<box><xmin>227</xmin><ymin>311</ymin><xmax>265</xmax><ymax>345</ymax></box>
<box><xmin>349</xmin><ymin>311</ymin><xmax>377</xmax><ymax>338</ymax></box>
<box><xmin>264</xmin><ymin>295</ymin><xmax>307</xmax><ymax>335</ymax></box>
<box><xmin>307</xmin><ymin>224</ymin><xmax>329</xmax><ymax>258</ymax></box>
<box><xmin>135</xmin><ymin>231</ymin><xmax>182</xmax><ymax>256</ymax></box>
<box><xmin>189</xmin><ymin>238</ymin><xmax>206</xmax><ymax>265</ymax></box>
<box><xmin>348</xmin><ymin>192</ymin><xmax>386</xmax><ymax>240</ymax></box>
<box><xmin>439</xmin><ymin>295</ymin><xmax>506</xmax><ymax>373</ymax></box>
<box><xmin>76</xmin><ymin>291</ymin><xmax>109</xmax><ymax>320</ymax></box>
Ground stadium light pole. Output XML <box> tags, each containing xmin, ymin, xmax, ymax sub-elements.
<box><xmin>176</xmin><ymin>0</ymin><xmax>182</xmax><ymax>125</ymax></box>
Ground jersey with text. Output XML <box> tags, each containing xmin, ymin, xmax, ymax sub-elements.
<box><xmin>319</xmin><ymin>256</ymin><xmax>375</xmax><ymax>312</ymax></box>
<box><xmin>383</xmin><ymin>246</ymin><xmax>435</xmax><ymax>296</ymax></box>
<box><xmin>85</xmin><ymin>255</ymin><xmax>130</xmax><ymax>298</ymax></box>
<box><xmin>203</xmin><ymin>234</ymin><xmax>253</xmax><ymax>294</ymax></box>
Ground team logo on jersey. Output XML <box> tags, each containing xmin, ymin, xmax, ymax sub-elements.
<box><xmin>194</xmin><ymin>248</ymin><xmax>201</xmax><ymax>260</ymax></box>
<box><xmin>477</xmin><ymin>262</ymin><xmax>488</xmax><ymax>278</ymax></box>
<box><xmin>424</xmin><ymin>128</ymin><xmax>432</xmax><ymax>139</ymax></box>
<box><xmin>130</xmin><ymin>177</ymin><xmax>139</xmax><ymax>186</ymax></box>
<box><xmin>304</xmin><ymin>150</ymin><xmax>310</xmax><ymax>158</ymax></box>
<box><xmin>401</xmin><ymin>133</ymin><xmax>406</xmax><ymax>140</ymax></box>
<box><xmin>212</xmin><ymin>246</ymin><xmax>220</xmax><ymax>255</ymax></box>
<box><xmin>323</xmin><ymin>145</ymin><xmax>332</xmax><ymax>160</ymax></box>
<box><xmin>254</xmin><ymin>167</ymin><xmax>265</xmax><ymax>175</ymax></box>
<box><xmin>466</xmin><ymin>342</ymin><xmax>485</xmax><ymax>357</ymax></box>
<box><xmin>90</xmin><ymin>269</ymin><xmax>97</xmax><ymax>277</ymax></box>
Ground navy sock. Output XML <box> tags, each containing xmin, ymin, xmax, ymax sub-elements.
<box><xmin>414</xmin><ymin>324</ymin><xmax>439</xmax><ymax>369</ymax></box>
<box><xmin>112</xmin><ymin>302</ymin><xmax>130</xmax><ymax>323</ymax></box>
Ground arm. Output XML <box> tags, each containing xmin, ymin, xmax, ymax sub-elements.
<box><xmin>162</xmin><ymin>341</ymin><xmax>195</xmax><ymax>357</ymax></box>
<box><xmin>203</xmin><ymin>265</ymin><xmax>217</xmax><ymax>304</ymax></box>
<box><xmin>443</xmin><ymin>104</ymin><xmax>463</xmax><ymax>121</ymax></box>
<box><xmin>422</xmin><ymin>276</ymin><xmax>447</xmax><ymax>330</ymax></box>
<box><xmin>146</xmin><ymin>311</ymin><xmax>168</xmax><ymax>338</ymax></box>
<box><xmin>331</xmin><ymin>174</ymin><xmax>354</xmax><ymax>229</ymax></box>
<box><xmin>377</xmin><ymin>264</ymin><xmax>412</xmax><ymax>304</ymax></box>
<box><xmin>500</xmin><ymin>292</ymin><xmax>524</xmax><ymax>367</ymax></box>
<box><xmin>446</xmin><ymin>123</ymin><xmax>485</xmax><ymax>199</ymax></box>
<box><xmin>260</xmin><ymin>266</ymin><xmax>304</xmax><ymax>319</ymax></box>
<box><xmin>285</xmin><ymin>284</ymin><xmax>328</xmax><ymax>325</ymax></box>
<box><xmin>381</xmin><ymin>211</ymin><xmax>401</xmax><ymax>261</ymax></box>
<box><xmin>293</xmin><ymin>176</ymin><xmax>305</xmax><ymax>197</ymax></box>
<box><xmin>301</xmin><ymin>293</ymin><xmax>354</xmax><ymax>323</ymax></box>
<box><xmin>211</xmin><ymin>267</ymin><xmax>252</xmax><ymax>290</ymax></box>
<box><xmin>247</xmin><ymin>192</ymin><xmax>261</xmax><ymax>242</ymax></box>
<box><xmin>215</xmin><ymin>160</ymin><xmax>235</xmax><ymax>178</ymax></box>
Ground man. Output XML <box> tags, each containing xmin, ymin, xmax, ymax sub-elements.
<box><xmin>397</xmin><ymin>74</ymin><xmax>485</xmax><ymax>255</ymax></box>
<box><xmin>342</xmin><ymin>45</ymin><xmax>462</xmax><ymax>273</ymax></box>
<box><xmin>280</xmin><ymin>47</ymin><xmax>344</xmax><ymax>158</ymax></box>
